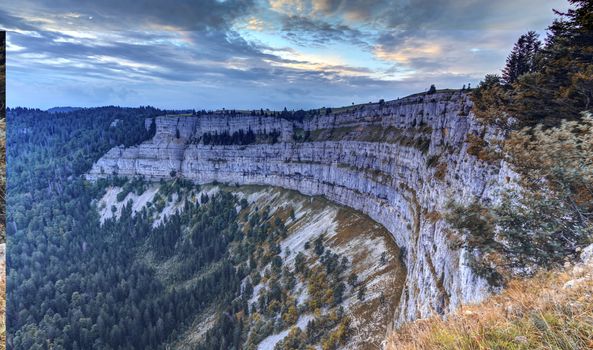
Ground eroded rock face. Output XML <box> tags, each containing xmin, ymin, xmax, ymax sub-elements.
<box><xmin>87</xmin><ymin>91</ymin><xmax>509</xmax><ymax>324</ymax></box>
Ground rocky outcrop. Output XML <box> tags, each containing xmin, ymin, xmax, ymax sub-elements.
<box><xmin>88</xmin><ymin>91</ymin><xmax>509</xmax><ymax>324</ymax></box>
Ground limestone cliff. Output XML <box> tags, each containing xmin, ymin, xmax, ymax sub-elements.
<box><xmin>88</xmin><ymin>91</ymin><xmax>509</xmax><ymax>324</ymax></box>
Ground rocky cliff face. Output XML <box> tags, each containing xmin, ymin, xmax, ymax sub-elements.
<box><xmin>88</xmin><ymin>91</ymin><xmax>509</xmax><ymax>324</ymax></box>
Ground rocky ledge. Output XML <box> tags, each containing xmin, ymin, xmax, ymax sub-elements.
<box><xmin>87</xmin><ymin>91</ymin><xmax>510</xmax><ymax>325</ymax></box>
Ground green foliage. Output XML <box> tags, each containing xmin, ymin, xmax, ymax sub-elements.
<box><xmin>445</xmin><ymin>201</ymin><xmax>504</xmax><ymax>286</ymax></box>
<box><xmin>347</xmin><ymin>273</ymin><xmax>357</xmax><ymax>287</ymax></box>
<box><xmin>201</xmin><ymin>129</ymin><xmax>282</xmax><ymax>145</ymax></box>
<box><xmin>499</xmin><ymin>114</ymin><xmax>593</xmax><ymax>268</ymax></box>
<box><xmin>447</xmin><ymin>114</ymin><xmax>593</xmax><ymax>285</ymax></box>
<box><xmin>0</xmin><ymin>32</ymin><xmax>5</xmax><ymax>350</ymax></box>
<box><xmin>116</xmin><ymin>176</ymin><xmax>147</xmax><ymax>202</ymax></box>
<box><xmin>502</xmin><ymin>31</ymin><xmax>541</xmax><ymax>85</ymax></box>
<box><xmin>202</xmin><ymin>129</ymin><xmax>256</xmax><ymax>145</ymax></box>
<box><xmin>5</xmin><ymin>107</ymin><xmax>250</xmax><ymax>349</ymax></box>
<box><xmin>0</xmin><ymin>118</ymin><xmax>3</xmax><ymax>243</ymax></box>
<box><xmin>461</xmin><ymin>1</ymin><xmax>593</xmax><ymax>285</ymax></box>
<box><xmin>495</xmin><ymin>192</ymin><xmax>589</xmax><ymax>267</ymax></box>
<box><xmin>274</xmin><ymin>308</ymin><xmax>350</xmax><ymax>349</ymax></box>
<box><xmin>6</xmin><ymin>106</ymin><xmax>357</xmax><ymax>349</ymax></box>
<box><xmin>426</xmin><ymin>154</ymin><xmax>440</xmax><ymax>168</ymax></box>
<box><xmin>313</xmin><ymin>234</ymin><xmax>325</xmax><ymax>256</ymax></box>
<box><xmin>294</xmin><ymin>252</ymin><xmax>306</xmax><ymax>274</ymax></box>
<box><xmin>472</xmin><ymin>1</ymin><xmax>593</xmax><ymax>128</ymax></box>
<box><xmin>446</xmin><ymin>187</ymin><xmax>590</xmax><ymax>287</ymax></box>
<box><xmin>240</xmin><ymin>198</ymin><xmax>249</xmax><ymax>210</ymax></box>
<box><xmin>274</xmin><ymin>327</ymin><xmax>310</xmax><ymax>350</ymax></box>
<box><xmin>148</xmin><ymin>118</ymin><xmax>156</xmax><ymax>138</ymax></box>
<box><xmin>357</xmin><ymin>285</ymin><xmax>366</xmax><ymax>301</ymax></box>
<box><xmin>472</xmin><ymin>74</ymin><xmax>512</xmax><ymax>127</ymax></box>
<box><xmin>445</xmin><ymin>201</ymin><xmax>497</xmax><ymax>249</ymax></box>
<box><xmin>7</xmin><ymin>107</ymin><xmax>158</xmax><ymax>194</ymax></box>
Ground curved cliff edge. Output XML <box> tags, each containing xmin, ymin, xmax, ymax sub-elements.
<box><xmin>87</xmin><ymin>91</ymin><xmax>513</xmax><ymax>325</ymax></box>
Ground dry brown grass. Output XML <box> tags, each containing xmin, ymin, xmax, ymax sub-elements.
<box><xmin>386</xmin><ymin>264</ymin><xmax>593</xmax><ymax>350</ymax></box>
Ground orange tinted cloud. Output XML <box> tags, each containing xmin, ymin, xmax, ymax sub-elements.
<box><xmin>374</xmin><ymin>43</ymin><xmax>442</xmax><ymax>64</ymax></box>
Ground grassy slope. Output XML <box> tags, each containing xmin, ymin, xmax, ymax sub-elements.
<box><xmin>160</xmin><ymin>185</ymin><xmax>405</xmax><ymax>349</ymax></box>
<box><xmin>387</xmin><ymin>254</ymin><xmax>593</xmax><ymax>350</ymax></box>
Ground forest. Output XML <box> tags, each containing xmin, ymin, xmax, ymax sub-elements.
<box><xmin>5</xmin><ymin>107</ymin><xmax>172</xmax><ymax>349</ymax></box>
<box><xmin>5</xmin><ymin>107</ymin><xmax>243</xmax><ymax>349</ymax></box>
<box><xmin>199</xmin><ymin>129</ymin><xmax>281</xmax><ymax>145</ymax></box>
<box><xmin>1</xmin><ymin>30</ymin><xmax>7</xmax><ymax>350</ymax></box>
<box><xmin>6</xmin><ymin>106</ymin><xmax>352</xmax><ymax>349</ymax></box>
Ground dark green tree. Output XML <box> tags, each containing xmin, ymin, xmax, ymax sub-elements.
<box><xmin>502</xmin><ymin>31</ymin><xmax>541</xmax><ymax>85</ymax></box>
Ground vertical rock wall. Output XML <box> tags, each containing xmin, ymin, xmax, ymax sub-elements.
<box><xmin>88</xmin><ymin>91</ymin><xmax>508</xmax><ymax>324</ymax></box>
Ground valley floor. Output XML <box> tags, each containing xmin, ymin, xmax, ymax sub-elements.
<box><xmin>98</xmin><ymin>182</ymin><xmax>407</xmax><ymax>349</ymax></box>
<box><xmin>174</xmin><ymin>186</ymin><xmax>407</xmax><ymax>349</ymax></box>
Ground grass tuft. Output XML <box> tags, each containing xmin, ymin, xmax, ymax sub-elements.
<box><xmin>387</xmin><ymin>263</ymin><xmax>593</xmax><ymax>350</ymax></box>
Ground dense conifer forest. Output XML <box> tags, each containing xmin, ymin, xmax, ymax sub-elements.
<box><xmin>5</xmin><ymin>107</ymin><xmax>181</xmax><ymax>349</ymax></box>
<box><xmin>1</xmin><ymin>29</ymin><xmax>7</xmax><ymax>350</ymax></box>
<box><xmin>6</xmin><ymin>107</ymin><xmax>353</xmax><ymax>349</ymax></box>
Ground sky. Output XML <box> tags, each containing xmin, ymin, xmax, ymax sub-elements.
<box><xmin>1</xmin><ymin>0</ymin><xmax>570</xmax><ymax>110</ymax></box>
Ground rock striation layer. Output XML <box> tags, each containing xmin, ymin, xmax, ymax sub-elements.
<box><xmin>88</xmin><ymin>91</ymin><xmax>508</xmax><ymax>324</ymax></box>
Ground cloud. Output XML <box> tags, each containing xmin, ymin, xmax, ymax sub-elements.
<box><xmin>1</xmin><ymin>0</ymin><xmax>256</xmax><ymax>31</ymax></box>
<box><xmin>2</xmin><ymin>0</ymin><xmax>570</xmax><ymax>110</ymax></box>
<box><xmin>372</xmin><ymin>29</ymin><xmax>520</xmax><ymax>82</ymax></box>
<box><xmin>374</xmin><ymin>42</ymin><xmax>442</xmax><ymax>64</ymax></box>
<box><xmin>5</xmin><ymin>21</ymin><xmax>396</xmax><ymax>109</ymax></box>
<box><xmin>0</xmin><ymin>9</ymin><xmax>40</xmax><ymax>31</ymax></box>
<box><xmin>306</xmin><ymin>0</ymin><xmax>567</xmax><ymax>30</ymax></box>
<box><xmin>244</xmin><ymin>17</ymin><xmax>266</xmax><ymax>31</ymax></box>
<box><xmin>269</xmin><ymin>0</ymin><xmax>309</xmax><ymax>14</ymax></box>
<box><xmin>281</xmin><ymin>15</ymin><xmax>370</xmax><ymax>47</ymax></box>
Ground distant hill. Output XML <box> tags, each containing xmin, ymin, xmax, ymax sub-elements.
<box><xmin>46</xmin><ymin>106</ymin><xmax>82</xmax><ymax>114</ymax></box>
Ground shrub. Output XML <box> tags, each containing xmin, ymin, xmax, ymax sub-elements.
<box><xmin>447</xmin><ymin>114</ymin><xmax>593</xmax><ymax>283</ymax></box>
<box><xmin>498</xmin><ymin>114</ymin><xmax>593</xmax><ymax>268</ymax></box>
<box><xmin>434</xmin><ymin>162</ymin><xmax>447</xmax><ymax>181</ymax></box>
<box><xmin>466</xmin><ymin>133</ymin><xmax>502</xmax><ymax>162</ymax></box>
<box><xmin>445</xmin><ymin>201</ymin><xmax>503</xmax><ymax>286</ymax></box>
<box><xmin>426</xmin><ymin>154</ymin><xmax>440</xmax><ymax>168</ymax></box>
<box><xmin>471</xmin><ymin>75</ymin><xmax>512</xmax><ymax>127</ymax></box>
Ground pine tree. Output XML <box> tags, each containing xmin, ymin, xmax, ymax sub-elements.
<box><xmin>502</xmin><ymin>31</ymin><xmax>541</xmax><ymax>85</ymax></box>
<box><xmin>148</xmin><ymin>118</ymin><xmax>156</xmax><ymax>137</ymax></box>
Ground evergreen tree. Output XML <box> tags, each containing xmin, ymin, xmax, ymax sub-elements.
<box><xmin>148</xmin><ymin>118</ymin><xmax>156</xmax><ymax>137</ymax></box>
<box><xmin>502</xmin><ymin>31</ymin><xmax>541</xmax><ymax>85</ymax></box>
